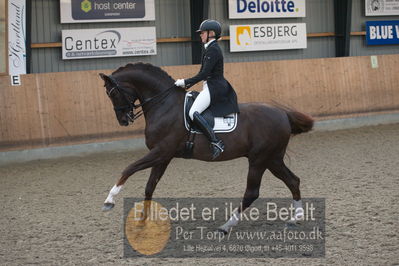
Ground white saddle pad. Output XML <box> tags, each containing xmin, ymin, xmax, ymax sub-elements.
<box><xmin>184</xmin><ymin>91</ymin><xmax>238</xmax><ymax>134</ymax></box>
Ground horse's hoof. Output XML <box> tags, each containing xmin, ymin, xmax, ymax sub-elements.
<box><xmin>102</xmin><ymin>203</ymin><xmax>115</xmax><ymax>211</ymax></box>
<box><xmin>217</xmin><ymin>228</ymin><xmax>228</xmax><ymax>235</ymax></box>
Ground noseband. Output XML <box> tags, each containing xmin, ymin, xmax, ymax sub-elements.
<box><xmin>106</xmin><ymin>76</ymin><xmax>175</xmax><ymax>123</ymax></box>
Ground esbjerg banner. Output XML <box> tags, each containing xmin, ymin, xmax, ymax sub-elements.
<box><xmin>230</xmin><ymin>23</ymin><xmax>307</xmax><ymax>52</ymax></box>
<box><xmin>365</xmin><ymin>0</ymin><xmax>399</xmax><ymax>16</ymax></box>
<box><xmin>228</xmin><ymin>0</ymin><xmax>306</xmax><ymax>19</ymax></box>
<box><xmin>62</xmin><ymin>27</ymin><xmax>156</xmax><ymax>60</ymax></box>
<box><xmin>8</xmin><ymin>0</ymin><xmax>26</xmax><ymax>76</ymax></box>
<box><xmin>366</xmin><ymin>20</ymin><xmax>399</xmax><ymax>45</ymax></box>
<box><xmin>60</xmin><ymin>0</ymin><xmax>155</xmax><ymax>23</ymax></box>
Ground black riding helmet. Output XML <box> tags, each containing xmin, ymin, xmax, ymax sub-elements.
<box><xmin>196</xmin><ymin>19</ymin><xmax>222</xmax><ymax>40</ymax></box>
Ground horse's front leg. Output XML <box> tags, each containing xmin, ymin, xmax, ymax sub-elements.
<box><xmin>135</xmin><ymin>161</ymin><xmax>171</xmax><ymax>224</ymax></box>
<box><xmin>144</xmin><ymin>161</ymin><xmax>171</xmax><ymax>200</ymax></box>
<box><xmin>102</xmin><ymin>147</ymin><xmax>166</xmax><ymax>211</ymax></box>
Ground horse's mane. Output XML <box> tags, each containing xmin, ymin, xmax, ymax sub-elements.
<box><xmin>112</xmin><ymin>62</ymin><xmax>175</xmax><ymax>83</ymax></box>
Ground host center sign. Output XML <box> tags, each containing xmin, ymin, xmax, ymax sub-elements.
<box><xmin>72</xmin><ymin>0</ymin><xmax>145</xmax><ymax>20</ymax></box>
<box><xmin>90</xmin><ymin>2</ymin><xmax>137</xmax><ymax>10</ymax></box>
<box><xmin>60</xmin><ymin>0</ymin><xmax>155</xmax><ymax>23</ymax></box>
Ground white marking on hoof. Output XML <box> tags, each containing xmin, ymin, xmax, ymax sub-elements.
<box><xmin>289</xmin><ymin>200</ymin><xmax>304</xmax><ymax>223</ymax></box>
<box><xmin>295</xmin><ymin>207</ymin><xmax>304</xmax><ymax>220</ymax></box>
<box><xmin>104</xmin><ymin>185</ymin><xmax>123</xmax><ymax>205</ymax></box>
<box><xmin>219</xmin><ymin>209</ymin><xmax>240</xmax><ymax>233</ymax></box>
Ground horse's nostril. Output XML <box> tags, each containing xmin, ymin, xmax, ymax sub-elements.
<box><xmin>123</xmin><ymin>119</ymin><xmax>129</xmax><ymax>126</ymax></box>
<box><xmin>119</xmin><ymin>120</ymin><xmax>129</xmax><ymax>126</ymax></box>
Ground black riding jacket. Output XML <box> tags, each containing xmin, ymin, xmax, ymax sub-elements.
<box><xmin>184</xmin><ymin>41</ymin><xmax>239</xmax><ymax>117</ymax></box>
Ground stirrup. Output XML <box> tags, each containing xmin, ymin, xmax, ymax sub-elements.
<box><xmin>211</xmin><ymin>140</ymin><xmax>224</xmax><ymax>160</ymax></box>
<box><xmin>211</xmin><ymin>141</ymin><xmax>224</xmax><ymax>153</ymax></box>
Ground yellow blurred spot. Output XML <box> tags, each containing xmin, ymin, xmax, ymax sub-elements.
<box><xmin>125</xmin><ymin>200</ymin><xmax>171</xmax><ymax>255</ymax></box>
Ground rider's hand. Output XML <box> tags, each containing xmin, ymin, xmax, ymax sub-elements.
<box><xmin>174</xmin><ymin>79</ymin><xmax>185</xmax><ymax>88</ymax></box>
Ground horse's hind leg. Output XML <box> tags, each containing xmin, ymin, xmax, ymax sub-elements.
<box><xmin>268</xmin><ymin>159</ymin><xmax>304</xmax><ymax>221</ymax></box>
<box><xmin>219</xmin><ymin>159</ymin><xmax>267</xmax><ymax>233</ymax></box>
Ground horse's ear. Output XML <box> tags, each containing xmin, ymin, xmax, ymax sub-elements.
<box><xmin>99</xmin><ymin>73</ymin><xmax>115</xmax><ymax>88</ymax></box>
<box><xmin>99</xmin><ymin>73</ymin><xmax>109</xmax><ymax>82</ymax></box>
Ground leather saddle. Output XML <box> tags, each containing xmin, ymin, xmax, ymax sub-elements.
<box><xmin>184</xmin><ymin>91</ymin><xmax>237</xmax><ymax>134</ymax></box>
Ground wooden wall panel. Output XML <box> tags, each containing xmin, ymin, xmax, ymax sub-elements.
<box><xmin>1</xmin><ymin>54</ymin><xmax>398</xmax><ymax>151</ymax></box>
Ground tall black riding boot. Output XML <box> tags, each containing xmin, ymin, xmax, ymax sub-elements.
<box><xmin>192</xmin><ymin>111</ymin><xmax>224</xmax><ymax>160</ymax></box>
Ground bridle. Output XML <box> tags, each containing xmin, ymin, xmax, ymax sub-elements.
<box><xmin>106</xmin><ymin>76</ymin><xmax>175</xmax><ymax>123</ymax></box>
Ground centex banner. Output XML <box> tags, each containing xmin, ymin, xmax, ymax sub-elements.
<box><xmin>62</xmin><ymin>27</ymin><xmax>156</xmax><ymax>59</ymax></box>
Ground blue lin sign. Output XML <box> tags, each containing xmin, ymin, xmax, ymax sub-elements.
<box><xmin>366</xmin><ymin>20</ymin><xmax>399</xmax><ymax>45</ymax></box>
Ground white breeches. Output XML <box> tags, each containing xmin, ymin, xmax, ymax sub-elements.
<box><xmin>189</xmin><ymin>82</ymin><xmax>211</xmax><ymax>120</ymax></box>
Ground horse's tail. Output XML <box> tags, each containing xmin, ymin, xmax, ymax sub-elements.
<box><xmin>272</xmin><ymin>102</ymin><xmax>314</xmax><ymax>135</ymax></box>
<box><xmin>286</xmin><ymin>110</ymin><xmax>314</xmax><ymax>135</ymax></box>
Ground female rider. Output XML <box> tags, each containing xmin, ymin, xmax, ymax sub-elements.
<box><xmin>174</xmin><ymin>19</ymin><xmax>239</xmax><ymax>160</ymax></box>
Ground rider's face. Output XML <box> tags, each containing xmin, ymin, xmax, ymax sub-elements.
<box><xmin>200</xmin><ymin>31</ymin><xmax>215</xmax><ymax>43</ymax></box>
<box><xmin>200</xmin><ymin>31</ymin><xmax>208</xmax><ymax>43</ymax></box>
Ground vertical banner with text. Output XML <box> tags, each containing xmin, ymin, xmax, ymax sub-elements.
<box><xmin>8</xmin><ymin>0</ymin><xmax>26</xmax><ymax>76</ymax></box>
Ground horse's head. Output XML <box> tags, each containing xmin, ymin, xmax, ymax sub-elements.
<box><xmin>99</xmin><ymin>73</ymin><xmax>138</xmax><ymax>126</ymax></box>
<box><xmin>99</xmin><ymin>63</ymin><xmax>178</xmax><ymax>126</ymax></box>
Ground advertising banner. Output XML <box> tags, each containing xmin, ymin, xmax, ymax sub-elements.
<box><xmin>62</xmin><ymin>27</ymin><xmax>156</xmax><ymax>59</ymax></box>
<box><xmin>366</xmin><ymin>20</ymin><xmax>399</xmax><ymax>45</ymax></box>
<box><xmin>230</xmin><ymin>23</ymin><xmax>307</xmax><ymax>52</ymax></box>
<box><xmin>8</xmin><ymin>0</ymin><xmax>26</xmax><ymax>76</ymax></box>
<box><xmin>60</xmin><ymin>0</ymin><xmax>155</xmax><ymax>23</ymax></box>
<box><xmin>228</xmin><ymin>0</ymin><xmax>306</xmax><ymax>19</ymax></box>
<box><xmin>366</xmin><ymin>0</ymin><xmax>399</xmax><ymax>16</ymax></box>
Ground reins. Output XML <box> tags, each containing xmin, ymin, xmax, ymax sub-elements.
<box><xmin>107</xmin><ymin>76</ymin><xmax>175</xmax><ymax>122</ymax></box>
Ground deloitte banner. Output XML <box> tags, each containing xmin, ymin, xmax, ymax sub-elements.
<box><xmin>62</xmin><ymin>27</ymin><xmax>156</xmax><ymax>59</ymax></box>
<box><xmin>230</xmin><ymin>23</ymin><xmax>307</xmax><ymax>52</ymax></box>
<box><xmin>60</xmin><ymin>0</ymin><xmax>155</xmax><ymax>23</ymax></box>
<box><xmin>366</xmin><ymin>21</ymin><xmax>399</xmax><ymax>45</ymax></box>
<box><xmin>366</xmin><ymin>0</ymin><xmax>399</xmax><ymax>16</ymax></box>
<box><xmin>228</xmin><ymin>0</ymin><xmax>306</xmax><ymax>19</ymax></box>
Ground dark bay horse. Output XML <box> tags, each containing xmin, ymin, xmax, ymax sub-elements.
<box><xmin>99</xmin><ymin>62</ymin><xmax>314</xmax><ymax>232</ymax></box>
